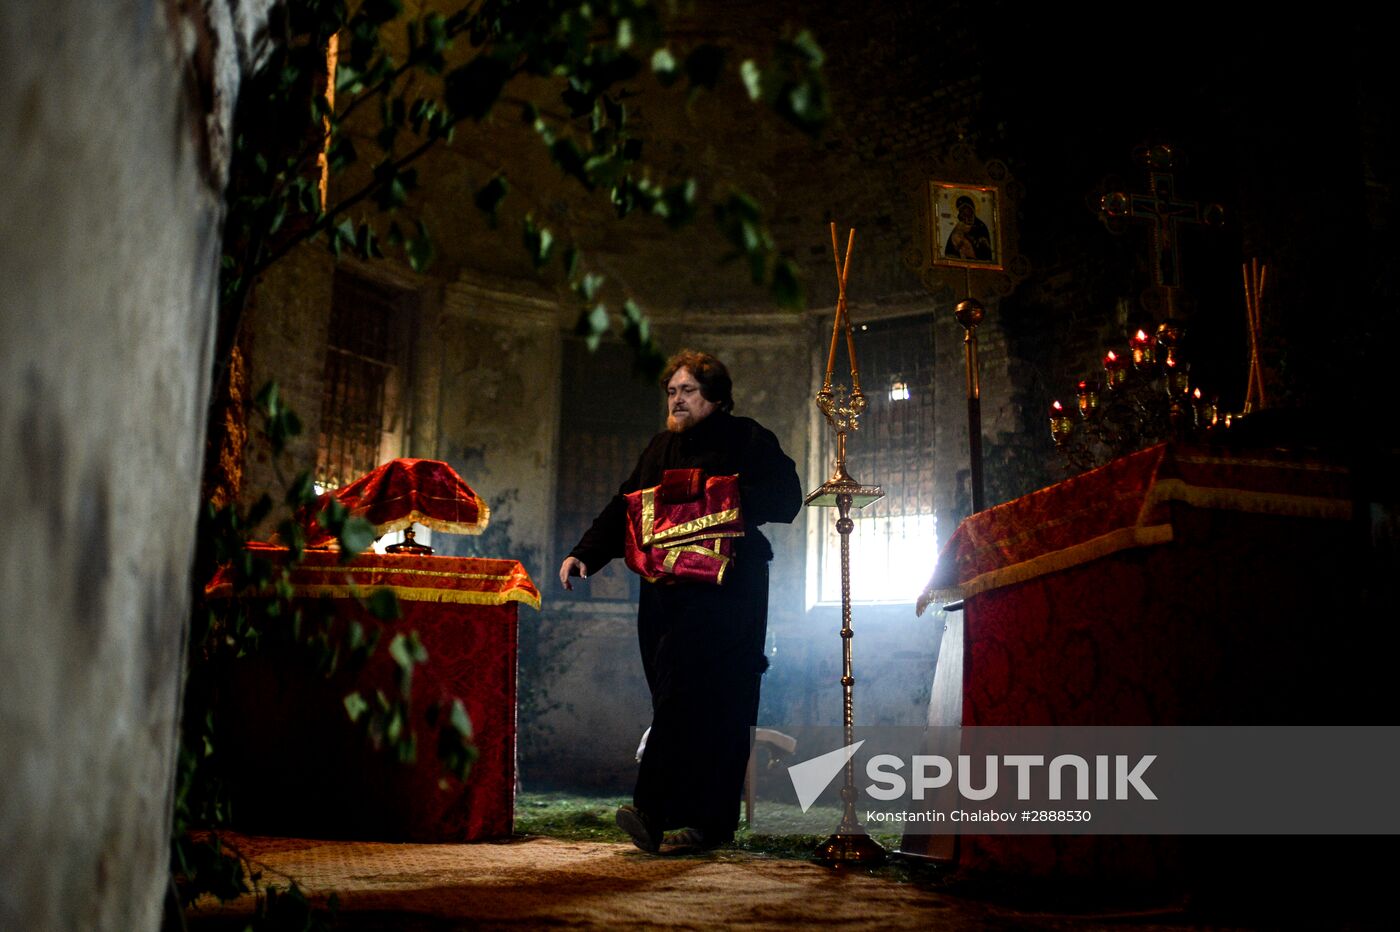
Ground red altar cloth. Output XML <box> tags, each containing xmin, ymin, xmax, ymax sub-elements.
<box><xmin>904</xmin><ymin>442</ymin><xmax>1365</xmax><ymax>875</ymax></box>
<box><xmin>209</xmin><ymin>546</ymin><xmax>539</xmax><ymax>843</ymax></box>
<box><xmin>300</xmin><ymin>458</ymin><xmax>491</xmax><ymax>547</ymax></box>
<box><xmin>918</xmin><ymin>442</ymin><xmax>1352</xmax><ymax>613</ymax></box>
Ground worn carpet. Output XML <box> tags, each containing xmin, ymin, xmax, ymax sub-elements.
<box><xmin>183</xmin><ymin>833</ymin><xmax>1217</xmax><ymax>931</ymax></box>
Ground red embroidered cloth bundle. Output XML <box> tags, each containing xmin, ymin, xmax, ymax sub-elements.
<box><xmin>624</xmin><ymin>469</ymin><xmax>744</xmax><ymax>584</ymax></box>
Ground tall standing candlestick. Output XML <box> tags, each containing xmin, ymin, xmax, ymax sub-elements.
<box><xmin>806</xmin><ymin>222</ymin><xmax>884</xmax><ymax>865</ymax></box>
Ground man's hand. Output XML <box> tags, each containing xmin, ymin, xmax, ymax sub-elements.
<box><xmin>558</xmin><ymin>555</ymin><xmax>588</xmax><ymax>590</ymax></box>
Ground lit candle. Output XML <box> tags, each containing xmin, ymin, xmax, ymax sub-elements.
<box><xmin>1192</xmin><ymin>387</ymin><xmax>1217</xmax><ymax>430</ymax></box>
<box><xmin>1076</xmin><ymin>379</ymin><xmax>1099</xmax><ymax>418</ymax></box>
<box><xmin>1163</xmin><ymin>357</ymin><xmax>1191</xmax><ymax>396</ymax></box>
<box><xmin>1130</xmin><ymin>329</ymin><xmax>1156</xmax><ymax>368</ymax></box>
<box><xmin>1103</xmin><ymin>350</ymin><xmax>1128</xmax><ymax>389</ymax></box>
<box><xmin>1050</xmin><ymin>400</ymin><xmax>1074</xmax><ymax>445</ymax></box>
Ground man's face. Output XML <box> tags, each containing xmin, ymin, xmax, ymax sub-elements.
<box><xmin>666</xmin><ymin>366</ymin><xmax>717</xmax><ymax>432</ymax></box>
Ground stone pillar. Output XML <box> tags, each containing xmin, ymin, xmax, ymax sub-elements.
<box><xmin>0</xmin><ymin>2</ymin><xmax>271</xmax><ymax>927</ymax></box>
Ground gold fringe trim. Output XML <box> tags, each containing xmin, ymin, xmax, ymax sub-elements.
<box><xmin>1144</xmin><ymin>479</ymin><xmax>1352</xmax><ymax>521</ymax></box>
<box><xmin>915</xmin><ymin>451</ymin><xmax>1353</xmax><ymax>616</ymax></box>
<box><xmin>1172</xmin><ymin>454</ymin><xmax>1348</xmax><ymax>474</ymax></box>
<box><xmin>963</xmin><ymin>486</ymin><xmax>1150</xmax><ymax>569</ymax></box>
<box><xmin>369</xmin><ymin>507</ymin><xmax>490</xmax><ymax>537</ymax></box>
<box><xmin>289</xmin><ymin>584</ymin><xmax>539</xmax><ymax>610</ymax></box>
<box><xmin>294</xmin><ymin>565</ymin><xmax>524</xmax><ymax>583</ymax></box>
<box><xmin>917</xmin><ymin>524</ymin><xmax>1174</xmax><ymax>613</ymax></box>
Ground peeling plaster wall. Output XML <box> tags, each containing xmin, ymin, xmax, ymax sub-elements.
<box><xmin>431</xmin><ymin>280</ymin><xmax>563</xmax><ymax>582</ymax></box>
<box><xmin>0</xmin><ymin>1</ymin><xmax>269</xmax><ymax>927</ymax></box>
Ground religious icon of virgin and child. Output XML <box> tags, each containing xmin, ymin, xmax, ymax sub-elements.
<box><xmin>944</xmin><ymin>195</ymin><xmax>994</xmax><ymax>262</ymax></box>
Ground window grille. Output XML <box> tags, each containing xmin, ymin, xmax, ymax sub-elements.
<box><xmin>316</xmin><ymin>276</ymin><xmax>400</xmax><ymax>490</ymax></box>
<box><xmin>816</xmin><ymin>314</ymin><xmax>937</xmax><ymax>603</ymax></box>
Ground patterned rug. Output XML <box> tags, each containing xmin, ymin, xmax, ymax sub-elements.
<box><xmin>183</xmin><ymin>833</ymin><xmax>1207</xmax><ymax>931</ymax></box>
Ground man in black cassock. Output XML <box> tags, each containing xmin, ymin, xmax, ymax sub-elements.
<box><xmin>558</xmin><ymin>349</ymin><xmax>802</xmax><ymax>852</ymax></box>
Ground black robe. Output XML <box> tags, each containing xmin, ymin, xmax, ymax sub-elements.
<box><xmin>569</xmin><ymin>410</ymin><xmax>802</xmax><ymax>836</ymax></box>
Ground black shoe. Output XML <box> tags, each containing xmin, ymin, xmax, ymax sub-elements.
<box><xmin>615</xmin><ymin>805</ymin><xmax>660</xmax><ymax>853</ymax></box>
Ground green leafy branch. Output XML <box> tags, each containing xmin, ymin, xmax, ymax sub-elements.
<box><xmin>215</xmin><ymin>0</ymin><xmax>828</xmax><ymax>386</ymax></box>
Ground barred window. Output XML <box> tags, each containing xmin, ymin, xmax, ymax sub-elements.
<box><xmin>814</xmin><ymin>314</ymin><xmax>937</xmax><ymax>603</ymax></box>
<box><xmin>315</xmin><ymin>273</ymin><xmax>411</xmax><ymax>491</ymax></box>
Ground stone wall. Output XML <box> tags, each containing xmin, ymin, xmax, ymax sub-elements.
<box><xmin>428</xmin><ymin>279</ymin><xmax>563</xmax><ymax>578</ymax></box>
<box><xmin>0</xmin><ymin>1</ymin><xmax>272</xmax><ymax>927</ymax></box>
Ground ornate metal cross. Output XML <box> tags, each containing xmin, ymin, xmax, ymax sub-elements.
<box><xmin>1102</xmin><ymin>145</ymin><xmax>1221</xmax><ymax>313</ymax></box>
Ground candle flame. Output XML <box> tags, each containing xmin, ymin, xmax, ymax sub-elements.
<box><xmin>1193</xmin><ymin>387</ymin><xmax>1202</xmax><ymax>400</ymax></box>
<box><xmin>1134</xmin><ymin>329</ymin><xmax>1148</xmax><ymax>341</ymax></box>
<box><xmin>1051</xmin><ymin>400</ymin><xmax>1063</xmax><ymax>412</ymax></box>
<box><xmin>1105</xmin><ymin>350</ymin><xmax>1117</xmax><ymax>362</ymax></box>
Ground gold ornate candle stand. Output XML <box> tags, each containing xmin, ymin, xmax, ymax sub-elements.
<box><xmin>807</xmin><ymin>223</ymin><xmax>885</xmax><ymax>866</ymax></box>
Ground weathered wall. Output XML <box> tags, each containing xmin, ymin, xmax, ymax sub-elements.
<box><xmin>429</xmin><ymin>279</ymin><xmax>563</xmax><ymax>580</ymax></box>
<box><xmin>240</xmin><ymin>244</ymin><xmax>335</xmax><ymax>510</ymax></box>
<box><xmin>0</xmin><ymin>1</ymin><xmax>270</xmax><ymax>927</ymax></box>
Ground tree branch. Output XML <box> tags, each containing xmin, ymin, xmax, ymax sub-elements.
<box><xmin>251</xmin><ymin>134</ymin><xmax>445</xmax><ymax>280</ymax></box>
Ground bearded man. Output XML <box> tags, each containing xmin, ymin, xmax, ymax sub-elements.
<box><xmin>558</xmin><ymin>349</ymin><xmax>802</xmax><ymax>852</ymax></box>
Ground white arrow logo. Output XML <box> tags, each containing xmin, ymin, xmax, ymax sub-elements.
<box><xmin>787</xmin><ymin>740</ymin><xmax>864</xmax><ymax>812</ymax></box>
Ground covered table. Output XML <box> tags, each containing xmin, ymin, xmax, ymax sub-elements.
<box><xmin>902</xmin><ymin>441</ymin><xmax>1372</xmax><ymax>874</ymax></box>
<box><xmin>210</xmin><ymin>545</ymin><xmax>539</xmax><ymax>843</ymax></box>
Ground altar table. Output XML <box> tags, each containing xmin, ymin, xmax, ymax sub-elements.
<box><xmin>209</xmin><ymin>546</ymin><xmax>539</xmax><ymax>843</ymax></box>
<box><xmin>902</xmin><ymin>442</ymin><xmax>1368</xmax><ymax>875</ymax></box>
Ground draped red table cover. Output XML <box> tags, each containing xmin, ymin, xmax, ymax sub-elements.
<box><xmin>299</xmin><ymin>458</ymin><xmax>491</xmax><ymax>547</ymax></box>
<box><xmin>917</xmin><ymin>442</ymin><xmax>1353</xmax><ymax>612</ymax></box>
<box><xmin>209</xmin><ymin>546</ymin><xmax>539</xmax><ymax>843</ymax></box>
<box><xmin>903</xmin><ymin>442</ymin><xmax>1367</xmax><ymax>877</ymax></box>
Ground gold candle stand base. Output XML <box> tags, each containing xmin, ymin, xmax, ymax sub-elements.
<box><xmin>816</xmin><ymin>824</ymin><xmax>888</xmax><ymax>866</ymax></box>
